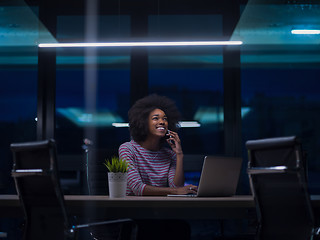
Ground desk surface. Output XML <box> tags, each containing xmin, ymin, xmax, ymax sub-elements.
<box><xmin>0</xmin><ymin>194</ymin><xmax>255</xmax><ymax>206</ymax></box>
<box><xmin>66</xmin><ymin>195</ymin><xmax>255</xmax><ymax>207</ymax></box>
<box><xmin>1</xmin><ymin>195</ymin><xmax>320</xmax><ymax>219</ymax></box>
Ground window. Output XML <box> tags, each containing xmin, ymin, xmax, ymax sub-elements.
<box><xmin>55</xmin><ymin>15</ymin><xmax>131</xmax><ymax>154</ymax></box>
<box><xmin>148</xmin><ymin>15</ymin><xmax>224</xmax><ymax>155</ymax></box>
<box><xmin>242</xmin><ymin>67</ymin><xmax>320</xmax><ymax>194</ymax></box>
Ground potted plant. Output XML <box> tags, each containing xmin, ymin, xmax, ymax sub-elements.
<box><xmin>104</xmin><ymin>156</ymin><xmax>129</xmax><ymax>198</ymax></box>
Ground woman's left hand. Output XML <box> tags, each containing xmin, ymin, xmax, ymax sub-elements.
<box><xmin>166</xmin><ymin>130</ymin><xmax>183</xmax><ymax>154</ymax></box>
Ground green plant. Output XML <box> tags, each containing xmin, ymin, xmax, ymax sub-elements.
<box><xmin>104</xmin><ymin>156</ymin><xmax>128</xmax><ymax>173</ymax></box>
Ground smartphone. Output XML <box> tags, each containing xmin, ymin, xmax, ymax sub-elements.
<box><xmin>166</xmin><ymin>130</ymin><xmax>175</xmax><ymax>145</ymax></box>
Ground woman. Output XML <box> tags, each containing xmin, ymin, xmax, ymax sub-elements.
<box><xmin>119</xmin><ymin>94</ymin><xmax>197</xmax><ymax>196</ymax></box>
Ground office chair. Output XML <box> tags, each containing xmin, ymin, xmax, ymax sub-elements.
<box><xmin>246</xmin><ymin>136</ymin><xmax>319</xmax><ymax>240</ymax></box>
<box><xmin>10</xmin><ymin>139</ymin><xmax>137</xmax><ymax>240</ymax></box>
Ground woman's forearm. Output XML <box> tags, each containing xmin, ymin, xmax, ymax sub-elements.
<box><xmin>142</xmin><ymin>185</ymin><xmax>178</xmax><ymax>196</ymax></box>
<box><xmin>173</xmin><ymin>152</ymin><xmax>185</xmax><ymax>186</ymax></box>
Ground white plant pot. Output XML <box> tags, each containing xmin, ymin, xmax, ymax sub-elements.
<box><xmin>108</xmin><ymin>172</ymin><xmax>128</xmax><ymax>198</ymax></box>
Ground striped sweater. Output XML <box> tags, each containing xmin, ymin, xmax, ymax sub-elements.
<box><xmin>118</xmin><ymin>140</ymin><xmax>177</xmax><ymax>196</ymax></box>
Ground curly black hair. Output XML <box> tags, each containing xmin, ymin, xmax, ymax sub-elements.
<box><xmin>128</xmin><ymin>94</ymin><xmax>181</xmax><ymax>142</ymax></box>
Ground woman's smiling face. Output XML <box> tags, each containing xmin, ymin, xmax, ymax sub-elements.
<box><xmin>147</xmin><ymin>108</ymin><xmax>168</xmax><ymax>138</ymax></box>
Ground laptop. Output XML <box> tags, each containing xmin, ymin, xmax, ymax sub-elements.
<box><xmin>168</xmin><ymin>156</ymin><xmax>243</xmax><ymax>197</ymax></box>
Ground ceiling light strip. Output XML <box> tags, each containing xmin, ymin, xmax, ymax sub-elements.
<box><xmin>112</xmin><ymin>121</ymin><xmax>201</xmax><ymax>128</ymax></box>
<box><xmin>291</xmin><ymin>30</ymin><xmax>320</xmax><ymax>35</ymax></box>
<box><xmin>38</xmin><ymin>41</ymin><xmax>243</xmax><ymax>48</ymax></box>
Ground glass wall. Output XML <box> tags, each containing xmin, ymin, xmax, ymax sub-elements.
<box><xmin>0</xmin><ymin>3</ymin><xmax>40</xmax><ymax>194</ymax></box>
<box><xmin>147</xmin><ymin>15</ymin><xmax>225</xmax><ymax>187</ymax></box>
<box><xmin>54</xmin><ymin>15</ymin><xmax>132</xmax><ymax>194</ymax></box>
<box><xmin>241</xmin><ymin>67</ymin><xmax>320</xmax><ymax>194</ymax></box>
<box><xmin>0</xmin><ymin>5</ymin><xmax>39</xmax><ymax>239</ymax></box>
<box><xmin>237</xmin><ymin>2</ymin><xmax>320</xmax><ymax>194</ymax></box>
<box><xmin>148</xmin><ymin>15</ymin><xmax>224</xmax><ymax>155</ymax></box>
<box><xmin>0</xmin><ymin>69</ymin><xmax>37</xmax><ymax>193</ymax></box>
<box><xmin>56</xmin><ymin>15</ymin><xmax>131</xmax><ymax>154</ymax></box>
<box><xmin>55</xmin><ymin>64</ymin><xmax>131</xmax><ymax>154</ymax></box>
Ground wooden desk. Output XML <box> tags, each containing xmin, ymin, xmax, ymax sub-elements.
<box><xmin>1</xmin><ymin>195</ymin><xmax>320</xmax><ymax>220</ymax></box>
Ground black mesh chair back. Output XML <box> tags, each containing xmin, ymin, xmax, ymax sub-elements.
<box><xmin>246</xmin><ymin>136</ymin><xmax>317</xmax><ymax>240</ymax></box>
<box><xmin>11</xmin><ymin>139</ymin><xmax>70</xmax><ymax>240</ymax></box>
<box><xmin>11</xmin><ymin>139</ymin><xmax>137</xmax><ymax>240</ymax></box>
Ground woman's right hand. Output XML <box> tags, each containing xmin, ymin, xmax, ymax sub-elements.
<box><xmin>174</xmin><ymin>185</ymin><xmax>198</xmax><ymax>195</ymax></box>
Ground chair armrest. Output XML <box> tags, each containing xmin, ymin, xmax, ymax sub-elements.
<box><xmin>72</xmin><ymin>218</ymin><xmax>134</xmax><ymax>230</ymax></box>
<box><xmin>247</xmin><ymin>166</ymin><xmax>302</xmax><ymax>175</ymax></box>
<box><xmin>11</xmin><ymin>169</ymin><xmax>45</xmax><ymax>177</ymax></box>
<box><xmin>247</xmin><ymin>166</ymin><xmax>288</xmax><ymax>175</ymax></box>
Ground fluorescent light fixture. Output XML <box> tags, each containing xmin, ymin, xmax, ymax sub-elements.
<box><xmin>16</xmin><ymin>169</ymin><xmax>43</xmax><ymax>173</ymax></box>
<box><xmin>112</xmin><ymin>123</ymin><xmax>129</xmax><ymax>128</ymax></box>
<box><xmin>291</xmin><ymin>29</ymin><xmax>320</xmax><ymax>35</ymax></box>
<box><xmin>178</xmin><ymin>121</ymin><xmax>201</xmax><ymax>128</ymax></box>
<box><xmin>112</xmin><ymin>121</ymin><xmax>201</xmax><ymax>128</ymax></box>
<box><xmin>38</xmin><ymin>41</ymin><xmax>243</xmax><ymax>48</ymax></box>
<box><xmin>273</xmin><ymin>166</ymin><xmax>287</xmax><ymax>170</ymax></box>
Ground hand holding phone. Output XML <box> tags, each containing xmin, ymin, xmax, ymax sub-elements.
<box><xmin>166</xmin><ymin>130</ymin><xmax>175</xmax><ymax>145</ymax></box>
<box><xmin>166</xmin><ymin>130</ymin><xmax>184</xmax><ymax>155</ymax></box>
